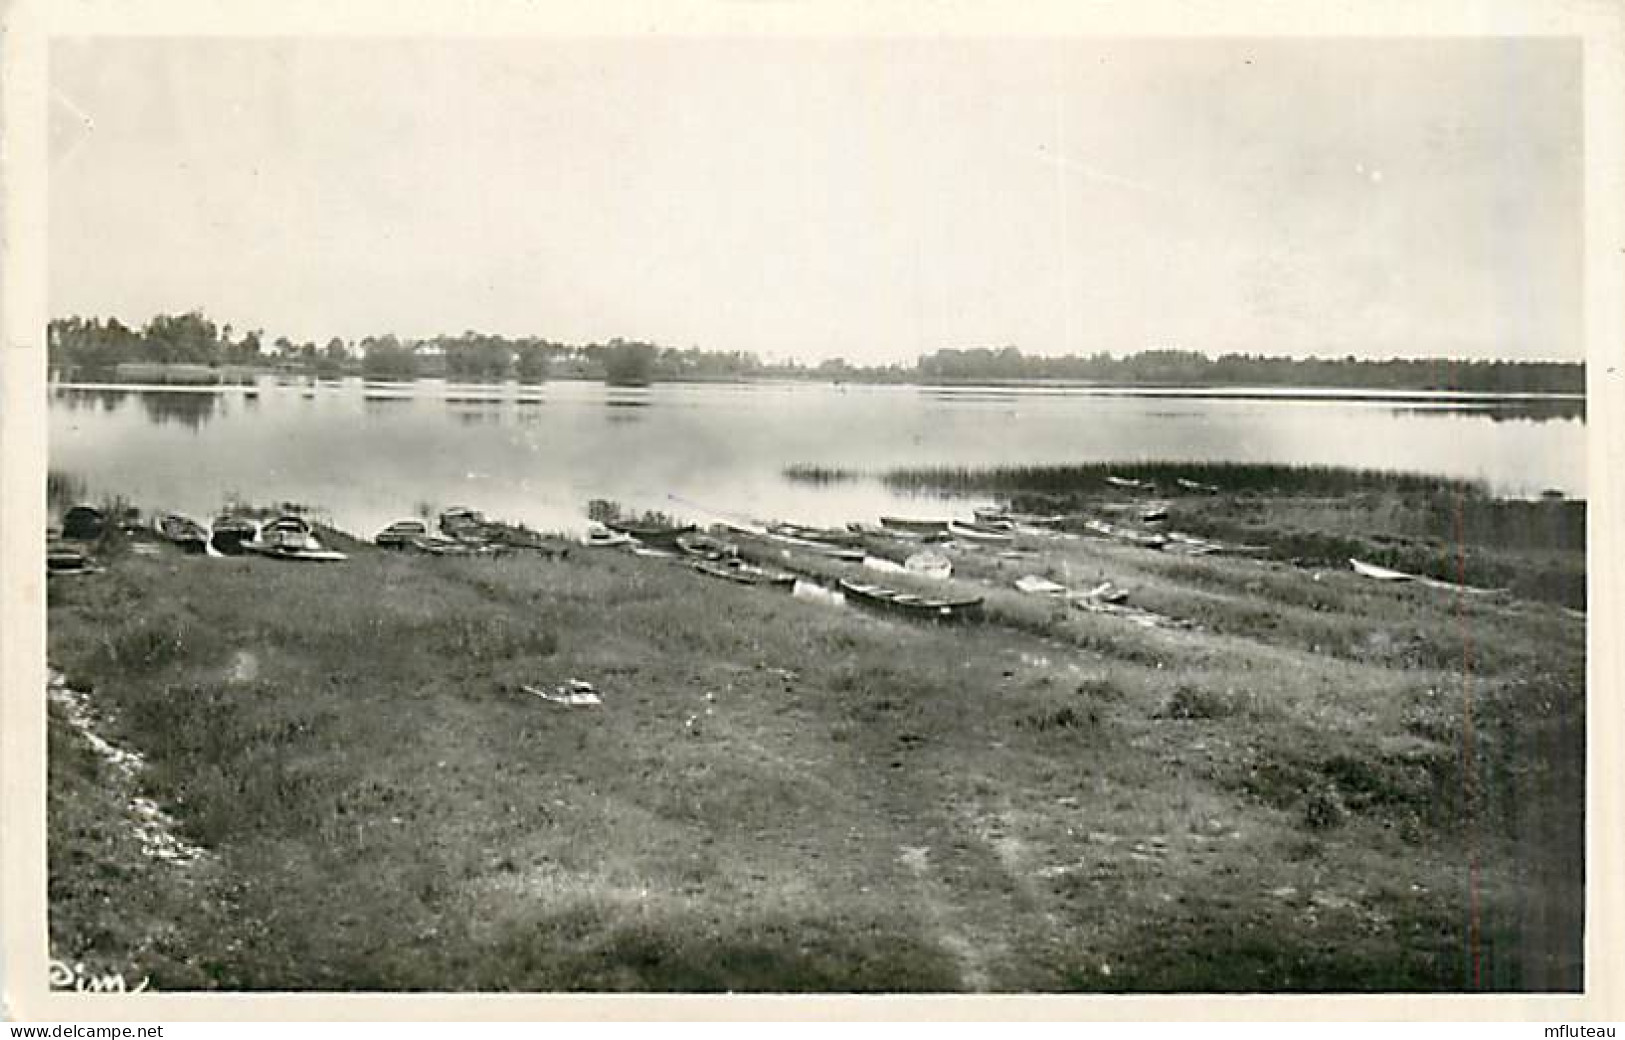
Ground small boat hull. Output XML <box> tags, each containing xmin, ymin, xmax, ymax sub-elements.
<box><xmin>243</xmin><ymin>515</ymin><xmax>346</xmax><ymax>561</ymax></box>
<box><xmin>1350</xmin><ymin>558</ymin><xmax>1412</xmax><ymax>582</ymax></box>
<box><xmin>675</xmin><ymin>533</ymin><xmax>739</xmax><ymax>561</ymax></box>
<box><xmin>582</xmin><ymin>525</ymin><xmax>635</xmax><ymax>548</ymax></box>
<box><xmin>766</xmin><ymin>522</ymin><xmax>866</xmax><ymax>548</ymax></box>
<box><xmin>604</xmin><ymin>520</ymin><xmax>697</xmax><ymax>548</ymax></box>
<box><xmin>975</xmin><ymin>508</ymin><xmax>1068</xmax><ymax>528</ymax></box>
<box><xmin>210</xmin><ymin>517</ymin><xmax>261</xmax><ymax>556</ymax></box>
<box><xmin>47</xmin><ymin>543</ymin><xmax>97</xmax><ymax>575</ymax></box>
<box><xmin>947</xmin><ymin>521</ymin><xmax>1014</xmax><ymax>544</ymax></box>
<box><xmin>744</xmin><ymin>523</ymin><xmax>866</xmax><ymax>560</ymax></box>
<box><xmin>154</xmin><ymin>513</ymin><xmax>210</xmax><ymax>553</ymax></box>
<box><xmin>243</xmin><ymin>541</ymin><xmax>348</xmax><ymax>562</ymax></box>
<box><xmin>375</xmin><ymin>519</ymin><xmax>430</xmax><ymax>549</ymax></box>
<box><xmin>837</xmin><ymin>578</ymin><xmax>981</xmax><ymax>622</ymax></box>
<box><xmin>879</xmin><ymin>517</ymin><xmax>952</xmax><ymax>536</ymax></box>
<box><xmin>693</xmin><ymin>559</ymin><xmax>797</xmax><ymax>589</ymax></box>
<box><xmin>62</xmin><ymin>505</ymin><xmax>107</xmax><ymax>541</ymax></box>
<box><xmin>1083</xmin><ymin>519</ymin><xmax>1168</xmax><ymax>549</ymax></box>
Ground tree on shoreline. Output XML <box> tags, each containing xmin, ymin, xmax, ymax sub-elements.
<box><xmin>600</xmin><ymin>339</ymin><xmax>658</xmax><ymax>386</ymax></box>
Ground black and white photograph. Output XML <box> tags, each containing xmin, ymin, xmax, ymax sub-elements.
<box><xmin>7</xmin><ymin>1</ymin><xmax>1620</xmax><ymax>1014</ymax></box>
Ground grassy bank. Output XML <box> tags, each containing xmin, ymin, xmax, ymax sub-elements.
<box><xmin>45</xmin><ymin>507</ymin><xmax>1584</xmax><ymax>992</ymax></box>
<box><xmin>871</xmin><ymin>461</ymin><xmax>1584</xmax><ymax>608</ymax></box>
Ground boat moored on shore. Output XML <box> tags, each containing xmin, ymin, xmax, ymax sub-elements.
<box><xmin>209</xmin><ymin>515</ymin><xmax>261</xmax><ymax>556</ymax></box>
<box><xmin>154</xmin><ymin>513</ymin><xmax>210</xmax><ymax>553</ymax></box>
<box><xmin>837</xmin><ymin>578</ymin><xmax>982</xmax><ymax>622</ymax></box>
<box><xmin>243</xmin><ymin>515</ymin><xmax>347</xmax><ymax>562</ymax></box>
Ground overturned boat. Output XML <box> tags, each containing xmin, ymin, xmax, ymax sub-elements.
<box><xmin>210</xmin><ymin>515</ymin><xmax>261</xmax><ymax>556</ymax></box>
<box><xmin>61</xmin><ymin>504</ymin><xmax>107</xmax><ymax>541</ymax></box>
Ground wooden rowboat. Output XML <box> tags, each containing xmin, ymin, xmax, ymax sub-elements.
<box><xmin>1083</xmin><ymin>518</ymin><xmax>1168</xmax><ymax>549</ymax></box>
<box><xmin>735</xmin><ymin>522</ymin><xmax>866</xmax><ymax>560</ymax></box>
<box><xmin>243</xmin><ymin>515</ymin><xmax>347</xmax><ymax>562</ymax></box>
<box><xmin>604</xmin><ymin>519</ymin><xmax>697</xmax><ymax>548</ymax></box>
<box><xmin>947</xmin><ymin>520</ymin><xmax>1014</xmax><ymax>544</ymax></box>
<box><xmin>692</xmin><ymin>559</ymin><xmax>797</xmax><ymax>589</ymax></box>
<box><xmin>675</xmin><ymin>532</ymin><xmax>738</xmax><ymax>561</ymax></box>
<box><xmin>837</xmin><ymin>578</ymin><xmax>982</xmax><ymax>622</ymax></box>
<box><xmin>154</xmin><ymin>513</ymin><xmax>210</xmax><ymax>553</ymax></box>
<box><xmin>766</xmin><ymin>521</ymin><xmax>865</xmax><ymax>548</ymax></box>
<box><xmin>879</xmin><ymin>516</ymin><xmax>953</xmax><ymax>537</ymax></box>
<box><xmin>375</xmin><ymin>518</ymin><xmax>430</xmax><ymax>549</ymax></box>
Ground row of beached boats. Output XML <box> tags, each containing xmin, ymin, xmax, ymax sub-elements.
<box><xmin>374</xmin><ymin>507</ymin><xmax>569</xmax><ymax>558</ymax></box>
<box><xmin>47</xmin><ymin>503</ymin><xmax>348</xmax><ymax>573</ymax></box>
<box><xmin>155</xmin><ymin>512</ymin><xmax>349</xmax><ymax>561</ymax></box>
<box><xmin>569</xmin><ymin>514</ymin><xmax>986</xmax><ymax>621</ymax></box>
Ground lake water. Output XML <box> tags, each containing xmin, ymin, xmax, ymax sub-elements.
<box><xmin>48</xmin><ymin>377</ymin><xmax>1586</xmax><ymax>538</ymax></box>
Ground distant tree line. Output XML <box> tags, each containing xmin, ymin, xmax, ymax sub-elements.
<box><xmin>48</xmin><ymin>313</ymin><xmax>1584</xmax><ymax>393</ymax></box>
<box><xmin>913</xmin><ymin>346</ymin><xmax>1583</xmax><ymax>394</ymax></box>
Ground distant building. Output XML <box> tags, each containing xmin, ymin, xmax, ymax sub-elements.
<box><xmin>412</xmin><ymin>343</ymin><xmax>448</xmax><ymax>377</ymax></box>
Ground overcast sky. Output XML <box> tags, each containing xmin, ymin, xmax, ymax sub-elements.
<box><xmin>48</xmin><ymin>36</ymin><xmax>1581</xmax><ymax>363</ymax></box>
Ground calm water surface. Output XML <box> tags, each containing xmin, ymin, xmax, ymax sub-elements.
<box><xmin>48</xmin><ymin>378</ymin><xmax>1586</xmax><ymax>537</ymax></box>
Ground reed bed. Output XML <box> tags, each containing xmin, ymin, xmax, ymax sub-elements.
<box><xmin>880</xmin><ymin>460</ymin><xmax>1490</xmax><ymax>499</ymax></box>
<box><xmin>782</xmin><ymin>463</ymin><xmax>865</xmax><ymax>485</ymax></box>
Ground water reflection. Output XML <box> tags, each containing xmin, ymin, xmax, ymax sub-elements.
<box><xmin>139</xmin><ymin>391</ymin><xmax>220</xmax><ymax>430</ymax></box>
<box><xmin>53</xmin><ymin>386</ymin><xmax>131</xmax><ymax>413</ymax></box>
<box><xmin>926</xmin><ymin>391</ymin><xmax>1019</xmax><ymax>404</ymax></box>
<box><xmin>1392</xmin><ymin>399</ymin><xmax>1585</xmax><ymax>423</ymax></box>
<box><xmin>604</xmin><ymin>388</ymin><xmax>652</xmax><ymax>408</ymax></box>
